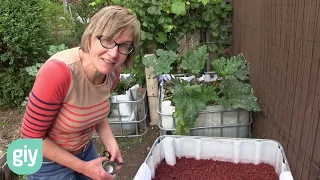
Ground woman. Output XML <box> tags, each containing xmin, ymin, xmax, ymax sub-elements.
<box><xmin>20</xmin><ymin>5</ymin><xmax>141</xmax><ymax>180</ymax></box>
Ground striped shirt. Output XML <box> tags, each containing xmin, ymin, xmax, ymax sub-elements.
<box><xmin>20</xmin><ymin>47</ymin><xmax>120</xmax><ymax>153</ymax></box>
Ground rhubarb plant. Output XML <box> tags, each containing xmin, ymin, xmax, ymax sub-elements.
<box><xmin>142</xmin><ymin>46</ymin><xmax>261</xmax><ymax>135</ymax></box>
<box><xmin>218</xmin><ymin>79</ymin><xmax>260</xmax><ymax>111</ymax></box>
<box><xmin>172</xmin><ymin>81</ymin><xmax>219</xmax><ymax>134</ymax></box>
<box><xmin>213</xmin><ymin>53</ymin><xmax>260</xmax><ymax>111</ymax></box>
<box><xmin>212</xmin><ymin>53</ymin><xmax>250</xmax><ymax>80</ymax></box>
<box><xmin>142</xmin><ymin>49</ymin><xmax>178</xmax><ymax>76</ymax></box>
<box><xmin>180</xmin><ymin>45</ymin><xmax>208</xmax><ymax>76</ymax></box>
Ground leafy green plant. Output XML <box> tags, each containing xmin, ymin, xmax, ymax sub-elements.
<box><xmin>112</xmin><ymin>78</ymin><xmax>136</xmax><ymax>95</ymax></box>
<box><xmin>180</xmin><ymin>45</ymin><xmax>208</xmax><ymax>76</ymax></box>
<box><xmin>40</xmin><ymin>0</ymin><xmax>74</xmax><ymax>34</ymax></box>
<box><xmin>0</xmin><ymin>0</ymin><xmax>52</xmax><ymax>68</ymax></box>
<box><xmin>143</xmin><ymin>46</ymin><xmax>261</xmax><ymax>134</ymax></box>
<box><xmin>89</xmin><ymin>0</ymin><xmax>232</xmax><ymax>57</ymax></box>
<box><xmin>212</xmin><ymin>54</ymin><xmax>250</xmax><ymax>80</ymax></box>
<box><xmin>25</xmin><ymin>63</ymin><xmax>44</xmax><ymax>77</ymax></box>
<box><xmin>39</xmin><ymin>0</ymin><xmax>78</xmax><ymax>47</ymax></box>
<box><xmin>172</xmin><ymin>81</ymin><xmax>219</xmax><ymax>134</ymax></box>
<box><xmin>143</xmin><ymin>45</ymin><xmax>209</xmax><ymax>77</ymax></box>
<box><xmin>77</xmin><ymin>0</ymin><xmax>232</xmax><ymax>87</ymax></box>
<box><xmin>121</xmin><ymin>55</ymin><xmax>147</xmax><ymax>87</ymax></box>
<box><xmin>212</xmin><ymin>54</ymin><xmax>260</xmax><ymax>111</ymax></box>
<box><xmin>0</xmin><ymin>68</ymin><xmax>34</xmax><ymax>109</ymax></box>
<box><xmin>47</xmin><ymin>44</ymin><xmax>69</xmax><ymax>56</ymax></box>
<box><xmin>142</xmin><ymin>49</ymin><xmax>178</xmax><ymax>75</ymax></box>
<box><xmin>133</xmin><ymin>0</ymin><xmax>232</xmax><ymax>56</ymax></box>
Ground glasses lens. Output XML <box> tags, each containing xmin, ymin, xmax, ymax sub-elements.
<box><xmin>98</xmin><ymin>36</ymin><xmax>133</xmax><ymax>55</ymax></box>
<box><xmin>118</xmin><ymin>45</ymin><xmax>133</xmax><ymax>55</ymax></box>
<box><xmin>101</xmin><ymin>38</ymin><xmax>115</xmax><ymax>48</ymax></box>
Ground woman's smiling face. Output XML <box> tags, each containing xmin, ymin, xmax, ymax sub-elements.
<box><xmin>88</xmin><ymin>28</ymin><xmax>133</xmax><ymax>75</ymax></box>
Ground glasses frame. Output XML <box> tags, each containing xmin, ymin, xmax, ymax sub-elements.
<box><xmin>96</xmin><ymin>35</ymin><xmax>134</xmax><ymax>55</ymax></box>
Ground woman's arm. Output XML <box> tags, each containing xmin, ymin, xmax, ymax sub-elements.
<box><xmin>20</xmin><ymin>60</ymin><xmax>82</xmax><ymax>168</ymax></box>
<box><xmin>95</xmin><ymin>118</ymin><xmax>123</xmax><ymax>163</ymax></box>
<box><xmin>95</xmin><ymin>67</ymin><xmax>123</xmax><ymax>163</ymax></box>
<box><xmin>20</xmin><ymin>60</ymin><xmax>115</xmax><ymax>179</ymax></box>
<box><xmin>43</xmin><ymin>137</ymin><xmax>86</xmax><ymax>171</ymax></box>
<box><xmin>43</xmin><ymin>137</ymin><xmax>113</xmax><ymax>179</ymax></box>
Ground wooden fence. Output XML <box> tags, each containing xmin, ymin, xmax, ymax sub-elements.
<box><xmin>232</xmin><ymin>0</ymin><xmax>320</xmax><ymax>179</ymax></box>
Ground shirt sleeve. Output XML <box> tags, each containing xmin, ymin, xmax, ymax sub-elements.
<box><xmin>20</xmin><ymin>60</ymin><xmax>71</xmax><ymax>139</ymax></box>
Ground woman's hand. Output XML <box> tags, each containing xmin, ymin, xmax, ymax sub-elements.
<box><xmin>107</xmin><ymin>144</ymin><xmax>124</xmax><ymax>174</ymax></box>
<box><xmin>95</xmin><ymin>118</ymin><xmax>124</xmax><ymax>175</ymax></box>
<box><xmin>83</xmin><ymin>157</ymin><xmax>116</xmax><ymax>180</ymax></box>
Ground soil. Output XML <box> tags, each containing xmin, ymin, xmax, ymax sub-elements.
<box><xmin>0</xmin><ymin>109</ymin><xmax>160</xmax><ymax>180</ymax></box>
<box><xmin>154</xmin><ymin>157</ymin><xmax>279</xmax><ymax>180</ymax></box>
<box><xmin>0</xmin><ymin>109</ymin><xmax>24</xmax><ymax>158</ymax></box>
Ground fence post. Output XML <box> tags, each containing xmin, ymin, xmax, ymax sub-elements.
<box><xmin>144</xmin><ymin>55</ymin><xmax>159</xmax><ymax>126</ymax></box>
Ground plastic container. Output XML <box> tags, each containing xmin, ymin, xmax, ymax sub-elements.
<box><xmin>134</xmin><ymin>136</ymin><xmax>294</xmax><ymax>180</ymax></box>
<box><xmin>93</xmin><ymin>87</ymin><xmax>148</xmax><ymax>137</ymax></box>
<box><xmin>158</xmin><ymin>81</ymin><xmax>252</xmax><ymax>137</ymax></box>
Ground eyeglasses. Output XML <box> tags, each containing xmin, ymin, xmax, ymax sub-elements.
<box><xmin>96</xmin><ymin>35</ymin><xmax>134</xmax><ymax>55</ymax></box>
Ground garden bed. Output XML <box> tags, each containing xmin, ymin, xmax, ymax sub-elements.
<box><xmin>134</xmin><ymin>136</ymin><xmax>294</xmax><ymax>180</ymax></box>
<box><xmin>154</xmin><ymin>157</ymin><xmax>278</xmax><ymax>180</ymax></box>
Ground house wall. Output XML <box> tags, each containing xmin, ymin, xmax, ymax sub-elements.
<box><xmin>232</xmin><ymin>0</ymin><xmax>320</xmax><ymax>179</ymax></box>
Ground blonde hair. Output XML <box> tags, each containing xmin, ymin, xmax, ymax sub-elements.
<box><xmin>80</xmin><ymin>5</ymin><xmax>141</xmax><ymax>68</ymax></box>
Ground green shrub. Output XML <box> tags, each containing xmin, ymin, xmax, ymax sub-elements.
<box><xmin>40</xmin><ymin>0</ymin><xmax>81</xmax><ymax>47</ymax></box>
<box><xmin>40</xmin><ymin>1</ymin><xmax>74</xmax><ymax>36</ymax></box>
<box><xmin>0</xmin><ymin>0</ymin><xmax>52</xmax><ymax>68</ymax></box>
<box><xmin>0</xmin><ymin>68</ymin><xmax>34</xmax><ymax>109</ymax></box>
<box><xmin>0</xmin><ymin>44</ymin><xmax>69</xmax><ymax>109</ymax></box>
<box><xmin>67</xmin><ymin>0</ymin><xmax>104</xmax><ymax>46</ymax></box>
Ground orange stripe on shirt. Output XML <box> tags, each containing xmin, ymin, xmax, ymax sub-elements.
<box><xmin>62</xmin><ymin>102</ymin><xmax>110</xmax><ymax>116</ymax></box>
<box><xmin>58</xmin><ymin>107</ymin><xmax>109</xmax><ymax>124</ymax></box>
<box><xmin>64</xmin><ymin>98</ymin><xmax>109</xmax><ymax>110</ymax></box>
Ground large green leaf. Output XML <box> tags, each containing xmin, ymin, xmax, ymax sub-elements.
<box><xmin>47</xmin><ymin>44</ymin><xmax>68</xmax><ymax>56</ymax></box>
<box><xmin>173</xmin><ymin>85</ymin><xmax>206</xmax><ymax>134</ymax></box>
<box><xmin>201</xmin><ymin>85</ymin><xmax>219</xmax><ymax>102</ymax></box>
<box><xmin>212</xmin><ymin>53</ymin><xmax>250</xmax><ymax>80</ymax></box>
<box><xmin>214</xmin><ymin>5</ymin><xmax>221</xmax><ymax>14</ymax></box>
<box><xmin>141</xmin><ymin>30</ymin><xmax>153</xmax><ymax>41</ymax></box>
<box><xmin>202</xmin><ymin>10</ymin><xmax>211</xmax><ymax>22</ymax></box>
<box><xmin>140</xmin><ymin>30</ymin><xmax>147</xmax><ymax>40</ymax></box>
<box><xmin>172</xmin><ymin>81</ymin><xmax>219</xmax><ymax>134</ymax></box>
<box><xmin>147</xmin><ymin>6</ymin><xmax>161</xmax><ymax>15</ymax></box>
<box><xmin>155</xmin><ymin>32</ymin><xmax>168</xmax><ymax>43</ymax></box>
<box><xmin>198</xmin><ymin>0</ymin><xmax>210</xmax><ymax>5</ymax></box>
<box><xmin>142</xmin><ymin>49</ymin><xmax>178</xmax><ymax>76</ymax></box>
<box><xmin>171</xmin><ymin>1</ymin><xmax>186</xmax><ymax>15</ymax></box>
<box><xmin>218</xmin><ymin>79</ymin><xmax>261</xmax><ymax>111</ymax></box>
<box><xmin>233</xmin><ymin>54</ymin><xmax>250</xmax><ymax>80</ymax></box>
<box><xmin>180</xmin><ymin>45</ymin><xmax>208</xmax><ymax>76</ymax></box>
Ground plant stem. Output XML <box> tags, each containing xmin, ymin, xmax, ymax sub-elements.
<box><xmin>163</xmin><ymin>96</ymin><xmax>172</xmax><ymax>101</ymax></box>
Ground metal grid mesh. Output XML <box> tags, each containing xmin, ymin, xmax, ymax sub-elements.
<box><xmin>232</xmin><ymin>0</ymin><xmax>320</xmax><ymax>179</ymax></box>
<box><xmin>93</xmin><ymin>88</ymin><xmax>148</xmax><ymax>138</ymax></box>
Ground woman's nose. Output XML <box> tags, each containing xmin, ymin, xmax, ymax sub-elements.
<box><xmin>107</xmin><ymin>46</ymin><xmax>119</xmax><ymax>58</ymax></box>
